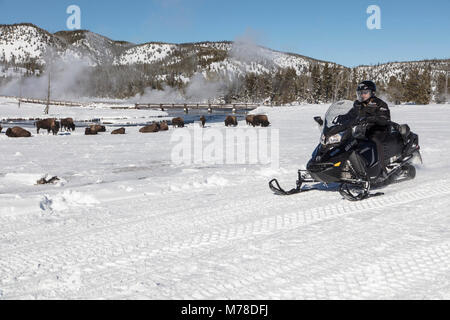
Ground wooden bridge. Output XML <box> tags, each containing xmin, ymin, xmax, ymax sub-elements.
<box><xmin>17</xmin><ymin>97</ymin><xmax>84</xmax><ymax>107</ymax></box>
<box><xmin>0</xmin><ymin>95</ymin><xmax>261</xmax><ymax>112</ymax></box>
<box><xmin>135</xmin><ymin>103</ymin><xmax>260</xmax><ymax>113</ymax></box>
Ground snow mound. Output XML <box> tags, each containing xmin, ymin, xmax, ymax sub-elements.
<box><xmin>0</xmin><ymin>173</ymin><xmax>67</xmax><ymax>187</ymax></box>
<box><xmin>2</xmin><ymin>173</ymin><xmax>44</xmax><ymax>185</ymax></box>
<box><xmin>166</xmin><ymin>174</ymin><xmax>230</xmax><ymax>192</ymax></box>
<box><xmin>205</xmin><ymin>175</ymin><xmax>229</xmax><ymax>187</ymax></box>
<box><xmin>40</xmin><ymin>190</ymin><xmax>100</xmax><ymax>212</ymax></box>
<box><xmin>255</xmin><ymin>167</ymin><xmax>288</xmax><ymax>177</ymax></box>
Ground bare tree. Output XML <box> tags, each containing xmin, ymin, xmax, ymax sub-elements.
<box><xmin>43</xmin><ymin>46</ymin><xmax>55</xmax><ymax>114</ymax></box>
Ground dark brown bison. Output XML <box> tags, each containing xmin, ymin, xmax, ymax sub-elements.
<box><xmin>54</xmin><ymin>120</ymin><xmax>60</xmax><ymax>134</ymax></box>
<box><xmin>246</xmin><ymin>115</ymin><xmax>255</xmax><ymax>126</ymax></box>
<box><xmin>254</xmin><ymin>115</ymin><xmax>270</xmax><ymax>127</ymax></box>
<box><xmin>85</xmin><ymin>127</ymin><xmax>98</xmax><ymax>135</ymax></box>
<box><xmin>36</xmin><ymin>118</ymin><xmax>59</xmax><ymax>135</ymax></box>
<box><xmin>61</xmin><ymin>118</ymin><xmax>75</xmax><ymax>131</ymax></box>
<box><xmin>225</xmin><ymin>115</ymin><xmax>238</xmax><ymax>127</ymax></box>
<box><xmin>0</xmin><ymin>124</ymin><xmax>2</xmax><ymax>133</ymax></box>
<box><xmin>200</xmin><ymin>116</ymin><xmax>206</xmax><ymax>128</ymax></box>
<box><xmin>159</xmin><ymin>121</ymin><xmax>169</xmax><ymax>131</ymax></box>
<box><xmin>172</xmin><ymin>117</ymin><xmax>185</xmax><ymax>128</ymax></box>
<box><xmin>111</xmin><ymin>128</ymin><xmax>126</xmax><ymax>135</ymax></box>
<box><xmin>6</xmin><ymin>127</ymin><xmax>31</xmax><ymax>138</ymax></box>
<box><xmin>89</xmin><ymin>124</ymin><xmax>106</xmax><ymax>133</ymax></box>
<box><xmin>139</xmin><ymin>123</ymin><xmax>160</xmax><ymax>133</ymax></box>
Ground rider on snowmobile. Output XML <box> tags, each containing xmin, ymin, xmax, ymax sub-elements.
<box><xmin>336</xmin><ymin>81</ymin><xmax>391</xmax><ymax>173</ymax></box>
<box><xmin>268</xmin><ymin>81</ymin><xmax>421</xmax><ymax>199</ymax></box>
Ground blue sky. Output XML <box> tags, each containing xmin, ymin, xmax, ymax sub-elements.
<box><xmin>1</xmin><ymin>0</ymin><xmax>449</xmax><ymax>67</ymax></box>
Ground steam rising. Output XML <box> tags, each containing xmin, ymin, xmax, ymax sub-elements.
<box><xmin>129</xmin><ymin>73</ymin><xmax>226</xmax><ymax>103</ymax></box>
<box><xmin>230</xmin><ymin>28</ymin><xmax>275</xmax><ymax>67</ymax></box>
<box><xmin>0</xmin><ymin>29</ymin><xmax>267</xmax><ymax>102</ymax></box>
<box><xmin>0</xmin><ymin>50</ymin><xmax>92</xmax><ymax>100</ymax></box>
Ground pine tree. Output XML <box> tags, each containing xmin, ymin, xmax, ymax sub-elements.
<box><xmin>348</xmin><ymin>69</ymin><xmax>358</xmax><ymax>101</ymax></box>
<box><xmin>435</xmin><ymin>73</ymin><xmax>448</xmax><ymax>103</ymax></box>
<box><xmin>279</xmin><ymin>68</ymin><xmax>298</xmax><ymax>104</ymax></box>
<box><xmin>404</xmin><ymin>68</ymin><xmax>431</xmax><ymax>105</ymax></box>
<box><xmin>404</xmin><ymin>68</ymin><xmax>421</xmax><ymax>103</ymax></box>
<box><xmin>311</xmin><ymin>64</ymin><xmax>322</xmax><ymax>103</ymax></box>
<box><xmin>387</xmin><ymin>75</ymin><xmax>404</xmax><ymax>105</ymax></box>
<box><xmin>244</xmin><ymin>73</ymin><xmax>257</xmax><ymax>100</ymax></box>
<box><xmin>321</xmin><ymin>63</ymin><xmax>333</xmax><ymax>102</ymax></box>
<box><xmin>418</xmin><ymin>66</ymin><xmax>431</xmax><ymax>105</ymax></box>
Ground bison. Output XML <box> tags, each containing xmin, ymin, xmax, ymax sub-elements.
<box><xmin>139</xmin><ymin>123</ymin><xmax>160</xmax><ymax>133</ymax></box>
<box><xmin>36</xmin><ymin>118</ymin><xmax>59</xmax><ymax>135</ymax></box>
<box><xmin>246</xmin><ymin>115</ymin><xmax>255</xmax><ymax>126</ymax></box>
<box><xmin>61</xmin><ymin>118</ymin><xmax>75</xmax><ymax>131</ymax></box>
<box><xmin>53</xmin><ymin>120</ymin><xmax>60</xmax><ymax>135</ymax></box>
<box><xmin>111</xmin><ymin>128</ymin><xmax>126</xmax><ymax>135</ymax></box>
<box><xmin>200</xmin><ymin>116</ymin><xmax>206</xmax><ymax>128</ymax></box>
<box><xmin>172</xmin><ymin>117</ymin><xmax>185</xmax><ymax>128</ymax></box>
<box><xmin>85</xmin><ymin>127</ymin><xmax>98</xmax><ymax>135</ymax></box>
<box><xmin>89</xmin><ymin>124</ymin><xmax>106</xmax><ymax>133</ymax></box>
<box><xmin>224</xmin><ymin>115</ymin><xmax>238</xmax><ymax>127</ymax></box>
<box><xmin>254</xmin><ymin>115</ymin><xmax>270</xmax><ymax>127</ymax></box>
<box><xmin>6</xmin><ymin>127</ymin><xmax>31</xmax><ymax>138</ymax></box>
<box><xmin>0</xmin><ymin>124</ymin><xmax>2</xmax><ymax>133</ymax></box>
<box><xmin>159</xmin><ymin>121</ymin><xmax>169</xmax><ymax>131</ymax></box>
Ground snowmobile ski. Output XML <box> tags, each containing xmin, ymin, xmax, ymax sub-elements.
<box><xmin>269</xmin><ymin>170</ymin><xmax>320</xmax><ymax>196</ymax></box>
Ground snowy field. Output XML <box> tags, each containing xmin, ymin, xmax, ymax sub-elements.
<box><xmin>0</xmin><ymin>96</ymin><xmax>167</xmax><ymax>124</ymax></box>
<box><xmin>0</xmin><ymin>97</ymin><xmax>449</xmax><ymax>299</ymax></box>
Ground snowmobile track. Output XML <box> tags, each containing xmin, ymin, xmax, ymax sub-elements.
<box><xmin>1</xmin><ymin>179</ymin><xmax>449</xmax><ymax>298</ymax></box>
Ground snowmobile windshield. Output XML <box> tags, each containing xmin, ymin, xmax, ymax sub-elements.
<box><xmin>323</xmin><ymin>100</ymin><xmax>355</xmax><ymax>133</ymax></box>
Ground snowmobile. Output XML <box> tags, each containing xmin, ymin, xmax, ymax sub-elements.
<box><xmin>269</xmin><ymin>100</ymin><xmax>422</xmax><ymax>201</ymax></box>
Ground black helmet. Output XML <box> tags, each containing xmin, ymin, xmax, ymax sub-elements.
<box><xmin>356</xmin><ymin>80</ymin><xmax>376</xmax><ymax>102</ymax></box>
<box><xmin>357</xmin><ymin>80</ymin><xmax>376</xmax><ymax>92</ymax></box>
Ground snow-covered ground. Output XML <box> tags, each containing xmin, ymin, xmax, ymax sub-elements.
<box><xmin>0</xmin><ymin>97</ymin><xmax>167</xmax><ymax>124</ymax></box>
<box><xmin>0</xmin><ymin>98</ymin><xmax>449</xmax><ymax>299</ymax></box>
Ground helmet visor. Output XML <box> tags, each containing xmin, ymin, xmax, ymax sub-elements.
<box><xmin>357</xmin><ymin>89</ymin><xmax>372</xmax><ymax>102</ymax></box>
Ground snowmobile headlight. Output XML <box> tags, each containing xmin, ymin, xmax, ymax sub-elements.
<box><xmin>327</xmin><ymin>133</ymin><xmax>343</xmax><ymax>145</ymax></box>
<box><xmin>320</xmin><ymin>133</ymin><xmax>326</xmax><ymax>145</ymax></box>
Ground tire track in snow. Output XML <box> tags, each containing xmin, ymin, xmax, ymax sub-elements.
<box><xmin>74</xmin><ymin>209</ymin><xmax>450</xmax><ymax>299</ymax></box>
<box><xmin>0</xmin><ymin>174</ymin><xmax>440</xmax><ymax>254</ymax></box>
<box><xmin>235</xmin><ymin>242</ymin><xmax>450</xmax><ymax>299</ymax></box>
<box><xmin>2</xmin><ymin>179</ymin><xmax>449</xmax><ymax>298</ymax></box>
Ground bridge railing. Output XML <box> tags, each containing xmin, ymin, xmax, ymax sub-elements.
<box><xmin>0</xmin><ymin>95</ymin><xmax>262</xmax><ymax>110</ymax></box>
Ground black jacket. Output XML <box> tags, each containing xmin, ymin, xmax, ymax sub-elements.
<box><xmin>338</xmin><ymin>96</ymin><xmax>391</xmax><ymax>128</ymax></box>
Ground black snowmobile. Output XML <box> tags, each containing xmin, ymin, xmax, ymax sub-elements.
<box><xmin>269</xmin><ymin>100</ymin><xmax>422</xmax><ymax>201</ymax></box>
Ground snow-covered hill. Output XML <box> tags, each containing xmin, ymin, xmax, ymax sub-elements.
<box><xmin>116</xmin><ymin>43</ymin><xmax>177</xmax><ymax>65</ymax></box>
<box><xmin>54</xmin><ymin>30</ymin><xmax>134</xmax><ymax>65</ymax></box>
<box><xmin>0</xmin><ymin>23</ymin><xmax>342</xmax><ymax>71</ymax></box>
<box><xmin>0</xmin><ymin>23</ymin><xmax>448</xmax><ymax>103</ymax></box>
<box><xmin>354</xmin><ymin>60</ymin><xmax>449</xmax><ymax>88</ymax></box>
<box><xmin>0</xmin><ymin>24</ymin><xmax>66</xmax><ymax>64</ymax></box>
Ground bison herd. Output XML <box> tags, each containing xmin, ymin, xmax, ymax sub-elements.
<box><xmin>35</xmin><ymin>117</ymin><xmax>76</xmax><ymax>135</ymax></box>
<box><xmin>1</xmin><ymin>114</ymin><xmax>270</xmax><ymax>138</ymax></box>
<box><xmin>245</xmin><ymin>115</ymin><xmax>270</xmax><ymax>127</ymax></box>
<box><xmin>225</xmin><ymin>115</ymin><xmax>271</xmax><ymax>127</ymax></box>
